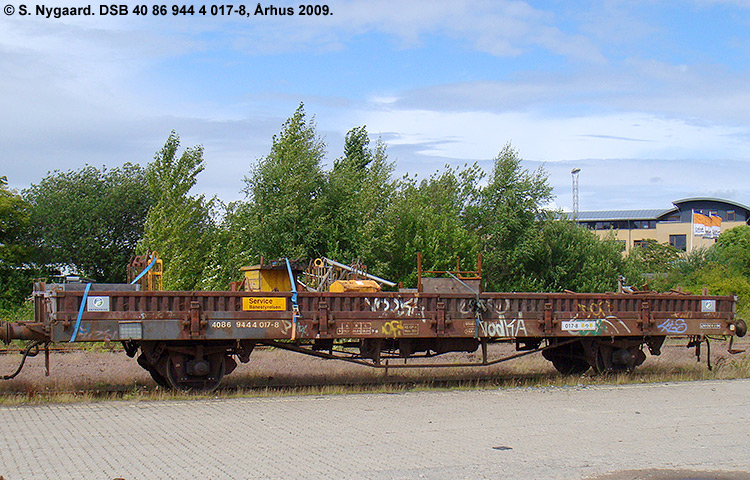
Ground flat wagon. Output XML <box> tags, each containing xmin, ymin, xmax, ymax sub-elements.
<box><xmin>1</xmin><ymin>276</ymin><xmax>745</xmax><ymax>391</ymax></box>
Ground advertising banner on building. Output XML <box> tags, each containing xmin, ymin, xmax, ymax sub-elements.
<box><xmin>693</xmin><ymin>211</ymin><xmax>710</xmax><ymax>236</ymax></box>
<box><xmin>708</xmin><ymin>214</ymin><xmax>722</xmax><ymax>238</ymax></box>
<box><xmin>693</xmin><ymin>211</ymin><xmax>722</xmax><ymax>238</ymax></box>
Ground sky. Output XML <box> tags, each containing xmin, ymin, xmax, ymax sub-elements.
<box><xmin>2</xmin><ymin>0</ymin><xmax>750</xmax><ymax>212</ymax></box>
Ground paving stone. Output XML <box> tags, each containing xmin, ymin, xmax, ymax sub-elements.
<box><xmin>0</xmin><ymin>380</ymin><xmax>748</xmax><ymax>479</ymax></box>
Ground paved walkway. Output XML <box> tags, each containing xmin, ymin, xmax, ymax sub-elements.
<box><xmin>1</xmin><ymin>380</ymin><xmax>749</xmax><ymax>479</ymax></box>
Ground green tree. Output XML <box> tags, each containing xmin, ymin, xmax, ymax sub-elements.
<box><xmin>0</xmin><ymin>176</ymin><xmax>31</xmax><ymax>266</ymax></box>
<box><xmin>214</xmin><ymin>122</ymin><xmax>397</xmax><ymax>289</ymax></box>
<box><xmin>200</xmin><ymin>201</ymin><xmax>249</xmax><ymax>290</ymax></box>
<box><xmin>510</xmin><ymin>220</ymin><xmax>626</xmax><ymax>292</ymax></box>
<box><xmin>475</xmin><ymin>143</ymin><xmax>554</xmax><ymax>291</ymax></box>
<box><xmin>0</xmin><ymin>176</ymin><xmax>45</xmax><ymax>308</ymax></box>
<box><xmin>140</xmin><ymin>131</ymin><xmax>216</xmax><ymax>290</ymax></box>
<box><xmin>240</xmin><ymin>103</ymin><xmax>327</xmax><ymax>259</ymax></box>
<box><xmin>24</xmin><ymin>164</ymin><xmax>151</xmax><ymax>282</ymax></box>
<box><xmin>322</xmin><ymin>126</ymin><xmax>395</xmax><ymax>268</ymax></box>
<box><xmin>375</xmin><ymin>165</ymin><xmax>483</xmax><ymax>286</ymax></box>
<box><xmin>712</xmin><ymin>225</ymin><xmax>750</xmax><ymax>276</ymax></box>
<box><xmin>623</xmin><ymin>239</ymin><xmax>684</xmax><ymax>290</ymax></box>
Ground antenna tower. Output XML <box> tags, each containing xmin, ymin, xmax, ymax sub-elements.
<box><xmin>571</xmin><ymin>168</ymin><xmax>581</xmax><ymax>220</ymax></box>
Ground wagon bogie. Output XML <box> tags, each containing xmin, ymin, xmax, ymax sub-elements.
<box><xmin>136</xmin><ymin>340</ymin><xmax>243</xmax><ymax>391</ymax></box>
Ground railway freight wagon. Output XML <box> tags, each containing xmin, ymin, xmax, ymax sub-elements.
<box><xmin>1</xmin><ymin>278</ymin><xmax>746</xmax><ymax>391</ymax></box>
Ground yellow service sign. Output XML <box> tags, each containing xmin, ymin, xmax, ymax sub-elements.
<box><xmin>242</xmin><ymin>297</ymin><xmax>287</xmax><ymax>311</ymax></box>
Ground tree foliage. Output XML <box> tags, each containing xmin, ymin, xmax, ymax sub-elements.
<box><xmin>0</xmin><ymin>177</ymin><xmax>44</xmax><ymax>308</ymax></box>
<box><xmin>623</xmin><ymin>239</ymin><xmax>683</xmax><ymax>290</ymax></box>
<box><xmin>508</xmin><ymin>220</ymin><xmax>626</xmax><ymax>292</ymax></box>
<box><xmin>220</xmin><ymin>123</ymin><xmax>629</xmax><ymax>293</ymax></box>
<box><xmin>218</xmin><ymin>106</ymin><xmax>400</xmax><ymax>288</ymax></box>
<box><xmin>475</xmin><ymin>143</ymin><xmax>554</xmax><ymax>290</ymax></box>
<box><xmin>0</xmin><ymin>176</ymin><xmax>32</xmax><ymax>266</ymax></box>
<box><xmin>240</xmin><ymin>103</ymin><xmax>327</xmax><ymax>260</ymax></box>
<box><xmin>621</xmin><ymin>226</ymin><xmax>750</xmax><ymax>319</ymax></box>
<box><xmin>712</xmin><ymin>225</ymin><xmax>750</xmax><ymax>276</ymax></box>
<box><xmin>15</xmin><ymin>104</ymin><xmax>747</xmax><ymax>304</ymax></box>
<box><xmin>374</xmin><ymin>165</ymin><xmax>482</xmax><ymax>286</ymax></box>
<box><xmin>140</xmin><ymin>131</ymin><xmax>215</xmax><ymax>290</ymax></box>
<box><xmin>24</xmin><ymin>164</ymin><xmax>151</xmax><ymax>282</ymax></box>
<box><xmin>322</xmin><ymin>126</ymin><xmax>395</xmax><ymax>271</ymax></box>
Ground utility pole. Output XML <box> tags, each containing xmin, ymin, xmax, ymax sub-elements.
<box><xmin>571</xmin><ymin>168</ymin><xmax>581</xmax><ymax>220</ymax></box>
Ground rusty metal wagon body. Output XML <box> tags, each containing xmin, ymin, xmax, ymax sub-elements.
<box><xmin>1</xmin><ymin>280</ymin><xmax>745</xmax><ymax>391</ymax></box>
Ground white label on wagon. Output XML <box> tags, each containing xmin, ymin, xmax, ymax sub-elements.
<box><xmin>87</xmin><ymin>296</ymin><xmax>110</xmax><ymax>312</ymax></box>
<box><xmin>562</xmin><ymin>320</ymin><xmax>598</xmax><ymax>331</ymax></box>
<box><xmin>701</xmin><ymin>299</ymin><xmax>716</xmax><ymax>313</ymax></box>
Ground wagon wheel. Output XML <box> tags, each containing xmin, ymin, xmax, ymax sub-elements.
<box><xmin>543</xmin><ymin>341</ymin><xmax>590</xmax><ymax>375</ymax></box>
<box><xmin>137</xmin><ymin>353</ymin><xmax>170</xmax><ymax>389</ymax></box>
<box><xmin>165</xmin><ymin>351</ymin><xmax>226</xmax><ymax>392</ymax></box>
<box><xmin>551</xmin><ymin>356</ymin><xmax>590</xmax><ymax>375</ymax></box>
<box><xmin>591</xmin><ymin>342</ymin><xmax>610</xmax><ymax>374</ymax></box>
<box><xmin>588</xmin><ymin>340</ymin><xmax>643</xmax><ymax>374</ymax></box>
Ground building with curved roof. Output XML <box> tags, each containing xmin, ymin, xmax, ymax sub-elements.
<box><xmin>576</xmin><ymin>197</ymin><xmax>750</xmax><ymax>253</ymax></box>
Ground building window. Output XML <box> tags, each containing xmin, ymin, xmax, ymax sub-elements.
<box><xmin>728</xmin><ymin>210</ymin><xmax>736</xmax><ymax>221</ymax></box>
<box><xmin>633</xmin><ymin>240</ymin><xmax>649</xmax><ymax>248</ymax></box>
<box><xmin>664</xmin><ymin>214</ymin><xmax>680</xmax><ymax>222</ymax></box>
<box><xmin>669</xmin><ymin>234</ymin><xmax>687</xmax><ymax>251</ymax></box>
<box><xmin>632</xmin><ymin>220</ymin><xmax>656</xmax><ymax>229</ymax></box>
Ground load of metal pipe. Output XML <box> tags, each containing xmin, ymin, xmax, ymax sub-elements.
<box><xmin>319</xmin><ymin>257</ymin><xmax>397</xmax><ymax>287</ymax></box>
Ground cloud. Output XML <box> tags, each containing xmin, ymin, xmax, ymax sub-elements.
<box><xmin>358</xmin><ymin>107</ymin><xmax>750</xmax><ymax>164</ymax></box>
<box><xmin>2</xmin><ymin>0</ymin><xmax>750</xmax><ymax>215</ymax></box>
<box><xmin>200</xmin><ymin>0</ymin><xmax>605</xmax><ymax>61</ymax></box>
<box><xmin>540</xmin><ymin>158</ymin><xmax>750</xmax><ymax>211</ymax></box>
<box><xmin>377</xmin><ymin>59</ymin><xmax>750</xmax><ymax>127</ymax></box>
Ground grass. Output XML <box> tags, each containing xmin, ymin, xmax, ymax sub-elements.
<box><xmin>0</xmin><ymin>300</ymin><xmax>33</xmax><ymax>323</ymax></box>
<box><xmin>1</xmin><ymin>340</ymin><xmax>749</xmax><ymax>405</ymax></box>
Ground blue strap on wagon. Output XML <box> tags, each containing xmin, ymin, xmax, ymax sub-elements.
<box><xmin>285</xmin><ymin>258</ymin><xmax>300</xmax><ymax>340</ymax></box>
<box><xmin>69</xmin><ymin>282</ymin><xmax>91</xmax><ymax>343</ymax></box>
<box><xmin>130</xmin><ymin>255</ymin><xmax>158</xmax><ymax>285</ymax></box>
<box><xmin>70</xmin><ymin>253</ymin><xmax>155</xmax><ymax>344</ymax></box>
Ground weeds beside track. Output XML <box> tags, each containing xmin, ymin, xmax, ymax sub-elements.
<box><xmin>0</xmin><ymin>341</ymin><xmax>748</xmax><ymax>405</ymax></box>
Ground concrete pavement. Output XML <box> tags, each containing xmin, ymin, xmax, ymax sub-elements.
<box><xmin>1</xmin><ymin>379</ymin><xmax>749</xmax><ymax>479</ymax></box>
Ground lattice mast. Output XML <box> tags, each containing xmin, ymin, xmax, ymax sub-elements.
<box><xmin>571</xmin><ymin>168</ymin><xmax>581</xmax><ymax>220</ymax></box>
